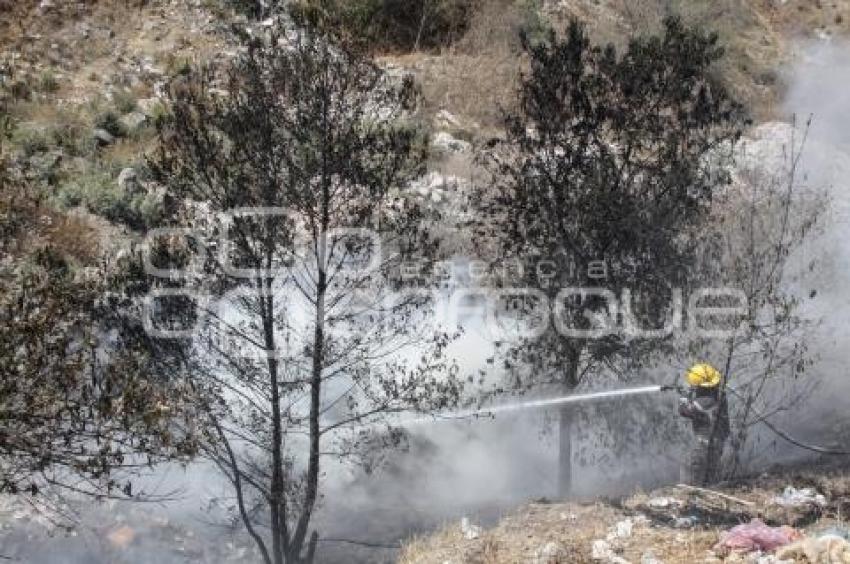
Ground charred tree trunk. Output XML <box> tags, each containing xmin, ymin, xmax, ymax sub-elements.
<box><xmin>557</xmin><ymin>346</ymin><xmax>581</xmax><ymax>499</ymax></box>
<box><xmin>557</xmin><ymin>403</ymin><xmax>574</xmax><ymax>498</ymax></box>
<box><xmin>262</xmin><ymin>286</ymin><xmax>287</xmax><ymax>564</ymax></box>
<box><xmin>290</xmin><ymin>176</ymin><xmax>330</xmax><ymax>562</ymax></box>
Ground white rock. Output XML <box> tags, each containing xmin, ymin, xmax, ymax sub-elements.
<box><xmin>432</xmin><ymin>131</ymin><xmax>471</xmax><ymax>154</ymax></box>
<box><xmin>93</xmin><ymin>128</ymin><xmax>115</xmax><ymax>146</ymax></box>
<box><xmin>137</xmin><ymin>97</ymin><xmax>162</xmax><ymax>116</ymax></box>
<box><xmin>118</xmin><ymin>167</ymin><xmax>140</xmax><ymax>193</ymax></box>
<box><xmin>120</xmin><ymin>111</ymin><xmax>148</xmax><ymax>132</ymax></box>
<box><xmin>435</xmin><ymin>109</ymin><xmax>461</xmax><ymax>129</ymax></box>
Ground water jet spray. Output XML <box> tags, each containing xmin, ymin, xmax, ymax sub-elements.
<box><xmin>399</xmin><ymin>385</ymin><xmax>668</xmax><ymax>428</ymax></box>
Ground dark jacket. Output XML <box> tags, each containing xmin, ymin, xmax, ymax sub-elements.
<box><xmin>679</xmin><ymin>387</ymin><xmax>730</xmax><ymax>440</ymax></box>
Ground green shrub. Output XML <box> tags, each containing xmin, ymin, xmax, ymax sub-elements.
<box><xmin>54</xmin><ymin>168</ymin><xmax>162</xmax><ymax>230</ymax></box>
<box><xmin>165</xmin><ymin>55</ymin><xmax>193</xmax><ymax>77</ymax></box>
<box><xmin>12</xmin><ymin>127</ymin><xmax>50</xmax><ymax>156</ymax></box>
<box><xmin>55</xmin><ymin>170</ymin><xmax>127</xmax><ymax>224</ymax></box>
<box><xmin>51</xmin><ymin>118</ymin><xmax>93</xmax><ymax>157</ymax></box>
<box><xmin>147</xmin><ymin>101</ymin><xmax>170</xmax><ymax>128</ymax></box>
<box><xmin>222</xmin><ymin>0</ymin><xmax>267</xmax><ymax>17</ymax></box>
<box><xmin>136</xmin><ymin>191</ymin><xmax>165</xmax><ymax>228</ymax></box>
<box><xmin>36</xmin><ymin>70</ymin><xmax>60</xmax><ymax>94</ymax></box>
<box><xmin>514</xmin><ymin>0</ymin><xmax>549</xmax><ymax>47</ymax></box>
<box><xmin>94</xmin><ymin>111</ymin><xmax>126</xmax><ymax>138</ymax></box>
<box><xmin>113</xmin><ymin>89</ymin><xmax>138</xmax><ymax>114</ymax></box>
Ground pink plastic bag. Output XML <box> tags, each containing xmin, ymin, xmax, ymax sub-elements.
<box><xmin>715</xmin><ymin>519</ymin><xmax>801</xmax><ymax>553</ymax></box>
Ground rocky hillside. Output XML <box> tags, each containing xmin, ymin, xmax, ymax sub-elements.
<box><xmin>3</xmin><ymin>0</ymin><xmax>850</xmax><ymax>264</ymax></box>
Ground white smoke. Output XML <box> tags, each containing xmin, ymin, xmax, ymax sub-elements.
<box><xmin>7</xmin><ymin>37</ymin><xmax>850</xmax><ymax>564</ymax></box>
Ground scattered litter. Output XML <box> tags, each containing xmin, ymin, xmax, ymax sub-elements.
<box><xmin>647</xmin><ymin>497</ymin><xmax>683</xmax><ymax>509</ymax></box>
<box><xmin>673</xmin><ymin>516</ymin><xmax>700</xmax><ymax>529</ymax></box>
<box><xmin>592</xmin><ymin>539</ymin><xmax>613</xmax><ymax>559</ymax></box>
<box><xmin>676</xmin><ymin>483</ymin><xmax>755</xmax><ymax>506</ymax></box>
<box><xmin>755</xmin><ymin>555</ymin><xmax>793</xmax><ymax>564</ymax></box>
<box><xmin>771</xmin><ymin>486</ymin><xmax>827</xmax><ymax>508</ymax></box>
<box><xmin>632</xmin><ymin>514</ymin><xmax>650</xmax><ymax>525</ymax></box>
<box><xmin>614</xmin><ymin>518</ymin><xmax>633</xmax><ymax>539</ymax></box>
<box><xmin>714</xmin><ymin>519</ymin><xmax>801</xmax><ymax>554</ymax></box>
<box><xmin>460</xmin><ymin>517</ymin><xmax>482</xmax><ymax>540</ymax></box>
<box><xmin>591</xmin><ymin>539</ymin><xmax>631</xmax><ymax>564</ymax></box>
<box><xmin>776</xmin><ymin>534</ymin><xmax>850</xmax><ymax>563</ymax></box>
<box><xmin>640</xmin><ymin>549</ymin><xmax>664</xmax><ymax>564</ymax></box>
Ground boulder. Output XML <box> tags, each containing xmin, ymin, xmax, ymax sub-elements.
<box><xmin>117</xmin><ymin>167</ymin><xmax>141</xmax><ymax>193</ymax></box>
<box><xmin>432</xmin><ymin>131</ymin><xmax>471</xmax><ymax>154</ymax></box>
<box><xmin>37</xmin><ymin>0</ymin><xmax>54</xmax><ymax>14</ymax></box>
<box><xmin>120</xmin><ymin>111</ymin><xmax>148</xmax><ymax>133</ymax></box>
<box><xmin>137</xmin><ymin>97</ymin><xmax>162</xmax><ymax>116</ymax></box>
<box><xmin>435</xmin><ymin>109</ymin><xmax>461</xmax><ymax>130</ymax></box>
<box><xmin>93</xmin><ymin>128</ymin><xmax>115</xmax><ymax>146</ymax></box>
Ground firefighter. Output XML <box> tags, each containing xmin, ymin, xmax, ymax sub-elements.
<box><xmin>678</xmin><ymin>363</ymin><xmax>730</xmax><ymax>485</ymax></box>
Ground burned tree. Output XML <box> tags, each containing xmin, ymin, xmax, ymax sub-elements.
<box><xmin>0</xmin><ymin>108</ymin><xmax>197</xmax><ymax>500</ymax></box>
<box><xmin>688</xmin><ymin>120</ymin><xmax>827</xmax><ymax>479</ymax></box>
<box><xmin>150</xmin><ymin>23</ymin><xmax>461</xmax><ymax>564</ymax></box>
<box><xmin>478</xmin><ymin>17</ymin><xmax>744</xmax><ymax>497</ymax></box>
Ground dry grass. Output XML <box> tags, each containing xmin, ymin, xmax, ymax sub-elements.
<box><xmin>0</xmin><ymin>190</ymin><xmax>102</xmax><ymax>264</ymax></box>
<box><xmin>391</xmin><ymin>0</ymin><xmax>816</xmax><ymax>130</ymax></box>
<box><xmin>399</xmin><ymin>502</ymin><xmax>622</xmax><ymax>563</ymax></box>
<box><xmin>399</xmin><ymin>463</ymin><xmax>850</xmax><ymax>564</ymax></box>
<box><xmin>384</xmin><ymin>0</ymin><xmax>537</xmax><ymax>132</ymax></box>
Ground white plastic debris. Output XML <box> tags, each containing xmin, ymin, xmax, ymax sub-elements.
<box><xmin>755</xmin><ymin>555</ymin><xmax>793</xmax><ymax>564</ymax></box>
<box><xmin>673</xmin><ymin>516</ymin><xmax>700</xmax><ymax>529</ymax></box>
<box><xmin>647</xmin><ymin>497</ymin><xmax>683</xmax><ymax>509</ymax></box>
<box><xmin>592</xmin><ymin>539</ymin><xmax>614</xmax><ymax>560</ymax></box>
<box><xmin>460</xmin><ymin>517</ymin><xmax>482</xmax><ymax>540</ymax></box>
<box><xmin>615</xmin><ymin>518</ymin><xmax>634</xmax><ymax>539</ymax></box>
<box><xmin>591</xmin><ymin>539</ymin><xmax>632</xmax><ymax>564</ymax></box>
<box><xmin>641</xmin><ymin>550</ymin><xmax>664</xmax><ymax>564</ymax></box>
<box><xmin>560</xmin><ymin>512</ymin><xmax>578</xmax><ymax>521</ymax></box>
<box><xmin>771</xmin><ymin>486</ymin><xmax>826</xmax><ymax>508</ymax></box>
<box><xmin>533</xmin><ymin>541</ymin><xmax>566</xmax><ymax>564</ymax></box>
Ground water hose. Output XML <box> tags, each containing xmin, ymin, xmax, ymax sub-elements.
<box><xmin>403</xmin><ymin>384</ymin><xmax>850</xmax><ymax>456</ymax></box>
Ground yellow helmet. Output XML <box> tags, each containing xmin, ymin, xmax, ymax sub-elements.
<box><xmin>685</xmin><ymin>363</ymin><xmax>722</xmax><ymax>388</ymax></box>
